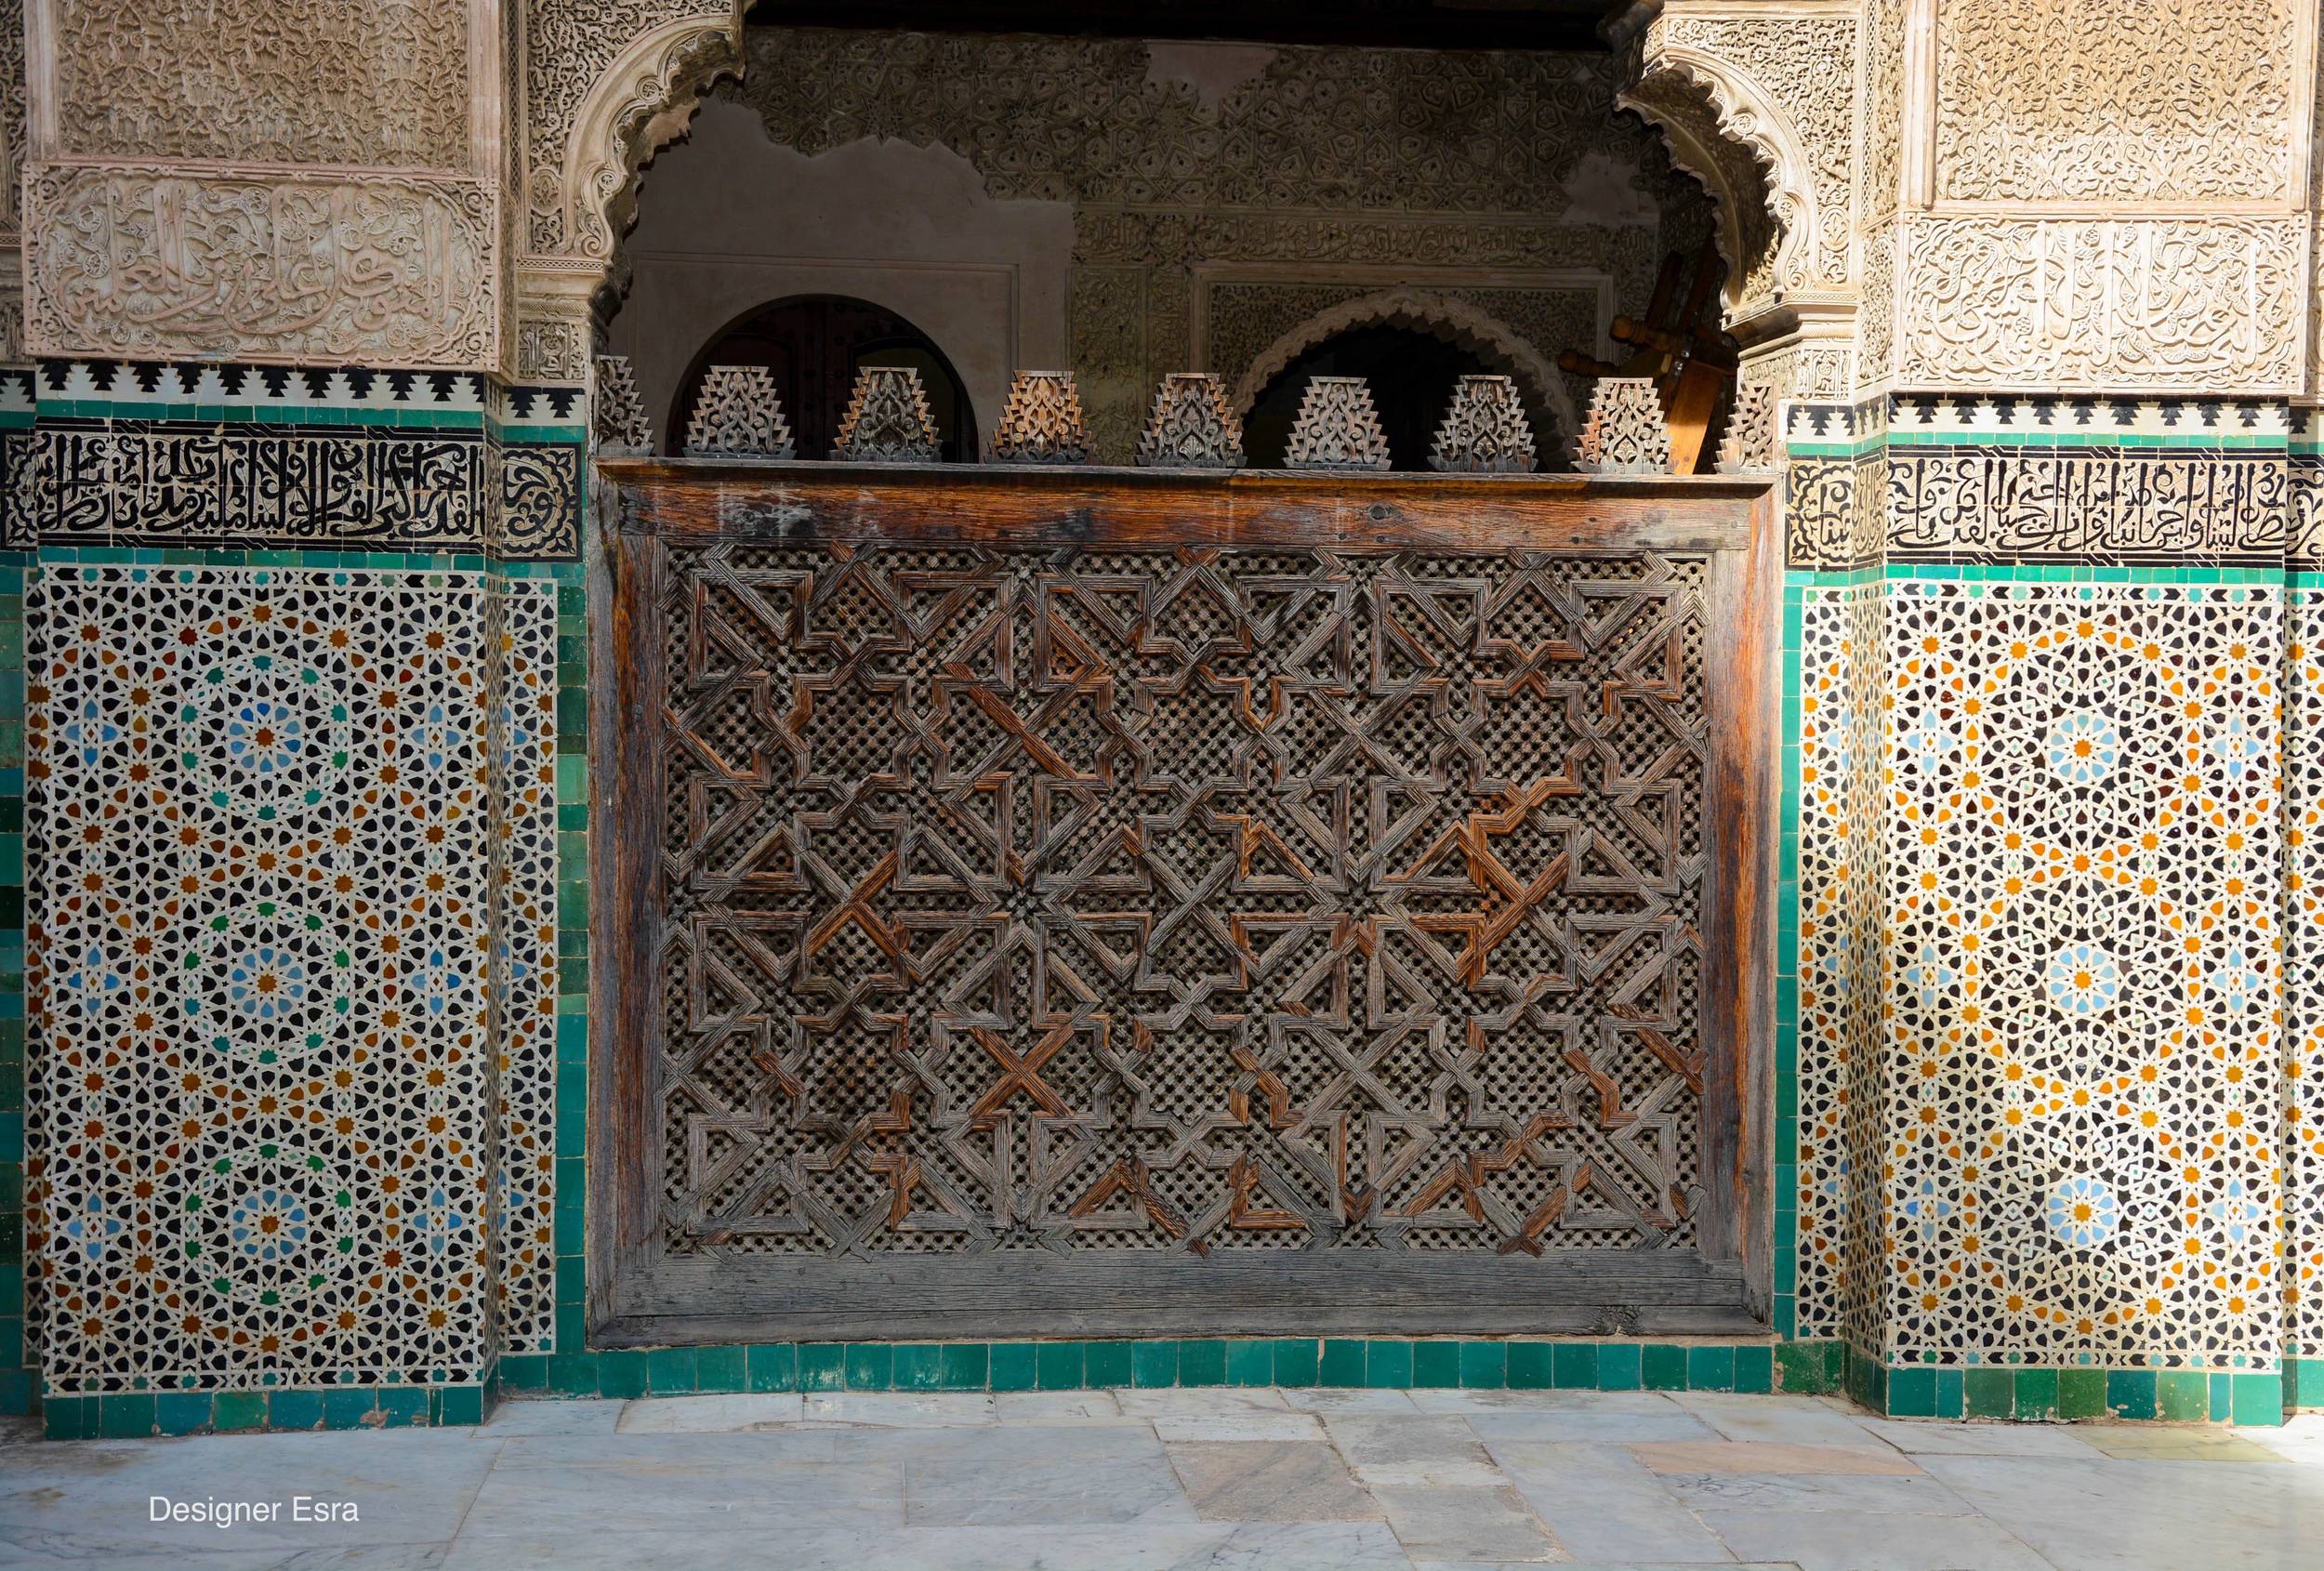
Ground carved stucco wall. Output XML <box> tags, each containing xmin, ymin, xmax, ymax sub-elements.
<box><xmin>677</xmin><ymin>25</ymin><xmax>1713</xmax><ymax>459</ymax></box>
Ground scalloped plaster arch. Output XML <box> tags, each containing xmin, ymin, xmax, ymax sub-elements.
<box><xmin>1617</xmin><ymin>69</ymin><xmax>1775</xmax><ymax>316</ymax></box>
<box><xmin>1624</xmin><ymin>41</ymin><xmax>1818</xmax><ymax>315</ymax></box>
<box><xmin>1228</xmin><ymin>290</ymin><xmax>1578</xmax><ymax>461</ymax></box>
<box><xmin>552</xmin><ymin>7</ymin><xmax>747</xmax><ymax>274</ymax></box>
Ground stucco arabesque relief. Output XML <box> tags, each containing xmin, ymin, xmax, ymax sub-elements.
<box><xmin>515</xmin><ymin>3</ymin><xmax>746</xmax><ymax>382</ymax></box>
<box><xmin>720</xmin><ymin>25</ymin><xmax>1710</xmax><ymax>460</ymax></box>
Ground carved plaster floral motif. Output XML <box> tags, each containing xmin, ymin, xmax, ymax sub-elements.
<box><xmin>682</xmin><ymin>365</ymin><xmax>794</xmax><ymax>459</ymax></box>
<box><xmin>50</xmin><ymin>0</ymin><xmax>473</xmax><ymax>167</ymax></box>
<box><xmin>1716</xmin><ymin>383</ymin><xmax>1777</xmax><ymax>474</ymax></box>
<box><xmin>989</xmin><ymin>372</ymin><xmax>1091</xmax><ymax>464</ymax></box>
<box><xmin>1571</xmin><ymin>378</ymin><xmax>1672</xmax><ymax>475</ymax></box>
<box><xmin>1284</xmin><ymin>377</ymin><xmax>1393</xmax><ymax>471</ymax></box>
<box><xmin>1430</xmin><ymin>376</ymin><xmax>1538</xmax><ymax>474</ymax></box>
<box><xmin>833</xmin><ymin>365</ymin><xmax>940</xmax><ymax>463</ymax></box>
<box><xmin>594</xmin><ymin>356</ymin><xmax>655</xmax><ymax>455</ymax></box>
<box><xmin>1898</xmin><ymin>217</ymin><xmax>2308</xmax><ymax>394</ymax></box>
<box><xmin>1935</xmin><ymin>0</ymin><xmax>2297</xmax><ymax>204</ymax></box>
<box><xmin>1136</xmin><ymin>374</ymin><xmax>1245</xmax><ymax>469</ymax></box>
<box><xmin>25</xmin><ymin>167</ymin><xmax>498</xmax><ymax>367</ymax></box>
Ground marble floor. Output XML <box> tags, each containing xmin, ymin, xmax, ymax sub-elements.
<box><xmin>4</xmin><ymin>1388</ymin><xmax>2321</xmax><ymax>1570</ymax></box>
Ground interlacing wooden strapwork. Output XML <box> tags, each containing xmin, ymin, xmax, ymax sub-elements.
<box><xmin>1429</xmin><ymin>376</ymin><xmax>1538</xmax><ymax>474</ymax></box>
<box><xmin>990</xmin><ymin>372</ymin><xmax>1090</xmax><ymax>464</ymax></box>
<box><xmin>834</xmin><ymin>365</ymin><xmax>941</xmax><ymax>462</ymax></box>
<box><xmin>1137</xmin><ymin>374</ymin><xmax>1246</xmax><ymax>469</ymax></box>
<box><xmin>682</xmin><ymin>365</ymin><xmax>795</xmax><ymax>459</ymax></box>
<box><xmin>647</xmin><ymin>542</ymin><xmax>1714</xmax><ymax>1265</ymax></box>
<box><xmin>1285</xmin><ymin>376</ymin><xmax>1393</xmax><ymax>470</ymax></box>
<box><xmin>1570</xmin><ymin>378</ymin><xmax>1672</xmax><ymax>476</ymax></box>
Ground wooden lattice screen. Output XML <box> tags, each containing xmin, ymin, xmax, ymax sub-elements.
<box><xmin>591</xmin><ymin>464</ymin><xmax>1776</xmax><ymax>1342</ymax></box>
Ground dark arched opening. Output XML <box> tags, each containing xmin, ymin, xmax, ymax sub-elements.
<box><xmin>1243</xmin><ymin>324</ymin><xmax>1502</xmax><ymax>471</ymax></box>
<box><xmin>667</xmin><ymin>295</ymin><xmax>979</xmax><ymax>460</ymax></box>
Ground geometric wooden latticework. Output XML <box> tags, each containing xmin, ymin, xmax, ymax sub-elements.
<box><xmin>596</xmin><ymin>465</ymin><xmax>1774</xmax><ymax>1340</ymax></box>
<box><xmin>990</xmin><ymin>371</ymin><xmax>1090</xmax><ymax>464</ymax></box>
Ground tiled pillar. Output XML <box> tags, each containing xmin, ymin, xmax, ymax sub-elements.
<box><xmin>16</xmin><ymin>363</ymin><xmax>581</xmax><ymax>1436</ymax></box>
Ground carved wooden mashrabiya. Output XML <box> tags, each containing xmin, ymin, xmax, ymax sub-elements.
<box><xmin>597</xmin><ymin>462</ymin><xmax>1772</xmax><ymax>1339</ymax></box>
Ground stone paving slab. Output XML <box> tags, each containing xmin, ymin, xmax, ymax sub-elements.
<box><xmin>2</xmin><ymin>1393</ymin><xmax>2320</xmax><ymax>1569</ymax></box>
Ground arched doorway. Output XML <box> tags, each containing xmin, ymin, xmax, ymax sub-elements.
<box><xmin>667</xmin><ymin>296</ymin><xmax>979</xmax><ymax>461</ymax></box>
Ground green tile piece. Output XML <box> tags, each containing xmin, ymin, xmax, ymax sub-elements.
<box><xmin>746</xmin><ymin>1344</ymin><xmax>799</xmax><ymax>1393</ymax></box>
<box><xmin>1552</xmin><ymin>1342</ymin><xmax>1601</xmax><ymax>1390</ymax></box>
<box><xmin>1319</xmin><ymin>1339</ymin><xmax>1364</xmax><ymax>1387</ymax></box>
<box><xmin>799</xmin><ymin>1344</ymin><xmax>846</xmax><ymax>1393</ymax></box>
<box><xmin>696</xmin><ymin>1345</ymin><xmax>745</xmax><ymax>1394</ymax></box>
<box><xmin>846</xmin><ymin>1344</ymin><xmax>895</xmax><ymax>1391</ymax></box>
<box><xmin>1413</xmin><ymin>1341</ymin><xmax>1459</xmax><ymax>1388</ymax></box>
<box><xmin>1084</xmin><ymin>1340</ymin><xmax>1131</xmax><ymax>1388</ymax></box>
<box><xmin>376</xmin><ymin>1388</ymin><xmax>429</xmax><ymax>1428</ymax></box>
<box><xmin>941</xmin><ymin>1344</ymin><xmax>990</xmax><ymax>1391</ymax></box>
<box><xmin>1459</xmin><ymin>1341</ymin><xmax>1506</xmax><ymax>1390</ymax></box>
<box><xmin>43</xmin><ymin>1395</ymin><xmax>93</xmax><ymax>1440</ymax></box>
<box><xmin>1366</xmin><ymin>1340</ymin><xmax>1413</xmax><ymax>1389</ymax></box>
<box><xmin>1225</xmin><ymin>1340</ymin><xmax>1273</xmax><ymax>1387</ymax></box>
<box><xmin>2056</xmin><ymin>1368</ymin><xmax>2105</xmax><ymax>1421</ymax></box>
<box><xmin>2156</xmin><ymin>1368</ymin><xmax>2207</xmax><ymax>1422</ymax></box>
<box><xmin>1273</xmin><ymin>1339</ymin><xmax>1319</xmax><ymax>1388</ymax></box>
<box><xmin>267</xmin><ymin>1391</ymin><xmax>324</xmax><ymax>1432</ymax></box>
<box><xmin>324</xmin><ymin>1388</ymin><xmax>377</xmax><ymax>1429</ymax></box>
<box><xmin>155</xmin><ymin>1393</ymin><xmax>213</xmax><ymax>1435</ymax></box>
<box><xmin>646</xmin><ymin>1347</ymin><xmax>697</xmax><ymax>1395</ymax></box>
<box><xmin>498</xmin><ymin>1355</ymin><xmax>548</xmax><ymax>1393</ymax></box>
<box><xmin>2013</xmin><ymin>1368</ymin><xmax>2057</xmax><ymax>1421</ymax></box>
<box><xmin>1642</xmin><ymin>1344</ymin><xmax>1686</xmax><ymax>1392</ymax></box>
<box><xmin>1131</xmin><ymin>1340</ymin><xmax>1179</xmax><ymax>1388</ymax></box>
<box><xmin>1036</xmin><ymin>1342</ymin><xmax>1085</xmax><ymax>1391</ymax></box>
<box><xmin>2291</xmin><ymin>1357</ymin><xmax>2324</xmax><ymax>1410</ymax></box>
<box><xmin>2106</xmin><ymin>1369</ymin><xmax>2156</xmax><ymax>1420</ymax></box>
<box><xmin>1179</xmin><ymin>1340</ymin><xmax>1226</xmax><ymax>1387</ymax></box>
<box><xmin>213</xmin><ymin>1391</ymin><xmax>268</xmax><ymax>1432</ymax></box>
<box><xmin>2210</xmin><ymin>1373</ymin><xmax>2234</xmax><ymax>1424</ymax></box>
<box><xmin>1685</xmin><ymin>1345</ymin><xmax>1735</xmax><ymax>1393</ymax></box>
<box><xmin>1597</xmin><ymin>1342</ymin><xmax>1642</xmax><ymax>1392</ymax></box>
<box><xmin>438</xmin><ymin>1386</ymin><xmax>485</xmax><ymax>1427</ymax></box>
<box><xmin>1965</xmin><ymin>1367</ymin><xmax>2014</xmax><ymax>1419</ymax></box>
<box><xmin>1734</xmin><ymin>1345</ymin><xmax>1774</xmax><ymax>1395</ymax></box>
<box><xmin>2231</xmin><ymin>1373</ymin><xmax>2282</xmax><ymax>1428</ymax></box>
<box><xmin>890</xmin><ymin>1344</ymin><xmax>946</xmax><ymax>1390</ymax></box>
<box><xmin>1886</xmin><ymin>1366</ymin><xmax>1936</xmax><ymax>1419</ymax></box>
<box><xmin>989</xmin><ymin>1343</ymin><xmax>1037</xmax><ymax>1393</ymax></box>
<box><xmin>99</xmin><ymin>1393</ymin><xmax>155</xmax><ymax>1439</ymax></box>
<box><xmin>1506</xmin><ymin>1342</ymin><xmax>1553</xmax><ymax>1390</ymax></box>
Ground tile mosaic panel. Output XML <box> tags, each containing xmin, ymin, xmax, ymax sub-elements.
<box><xmin>2290</xmin><ymin>582</ymin><xmax>2323</xmax><ymax>1358</ymax></box>
<box><xmin>24</xmin><ymin>564</ymin><xmax>554</xmax><ymax>1393</ymax></box>
<box><xmin>1880</xmin><ymin>575</ymin><xmax>2283</xmax><ymax>1370</ymax></box>
<box><xmin>485</xmin><ymin>574</ymin><xmax>561</xmax><ymax>1354</ymax></box>
<box><xmin>1788</xmin><ymin>578</ymin><xmax>1887</xmax><ymax>1353</ymax></box>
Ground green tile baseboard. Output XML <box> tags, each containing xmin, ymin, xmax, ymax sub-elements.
<box><xmin>40</xmin><ymin>1381</ymin><xmax>488</xmax><ymax>1439</ymax></box>
<box><xmin>1848</xmin><ymin>1343</ymin><xmax>2285</xmax><ymax>1428</ymax></box>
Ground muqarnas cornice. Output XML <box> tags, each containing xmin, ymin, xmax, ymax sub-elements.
<box><xmin>24</xmin><ymin>166</ymin><xmax>500</xmax><ymax>369</ymax></box>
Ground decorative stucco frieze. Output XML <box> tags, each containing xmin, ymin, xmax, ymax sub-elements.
<box><xmin>44</xmin><ymin>0</ymin><xmax>476</xmax><ymax>170</ymax></box>
<box><xmin>1934</xmin><ymin>0</ymin><xmax>2302</xmax><ymax>205</ymax></box>
<box><xmin>24</xmin><ymin>166</ymin><xmax>499</xmax><ymax>367</ymax></box>
<box><xmin>1895</xmin><ymin>215</ymin><xmax>2310</xmax><ymax>395</ymax></box>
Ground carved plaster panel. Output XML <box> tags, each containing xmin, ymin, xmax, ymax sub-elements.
<box><xmin>0</xmin><ymin>0</ymin><xmax>22</xmax><ymax>238</ymax></box>
<box><xmin>44</xmin><ymin>0</ymin><xmax>475</xmax><ymax>169</ymax></box>
<box><xmin>25</xmin><ymin>166</ymin><xmax>499</xmax><ymax>367</ymax></box>
<box><xmin>1895</xmin><ymin>214</ymin><xmax>2310</xmax><ymax>394</ymax></box>
<box><xmin>1934</xmin><ymin>0</ymin><xmax>2302</xmax><ymax>205</ymax></box>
